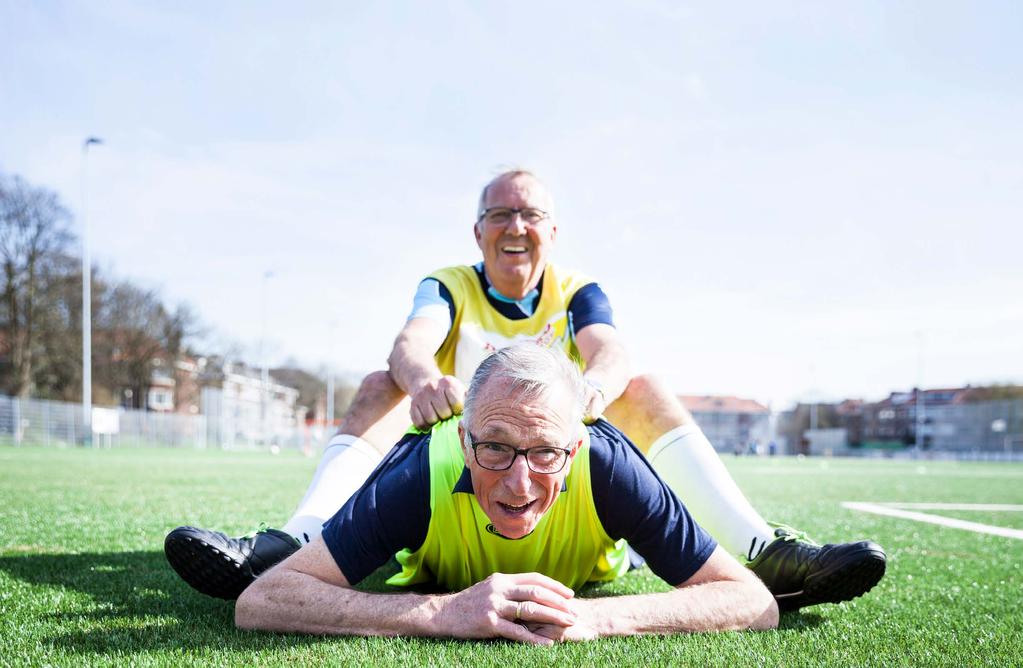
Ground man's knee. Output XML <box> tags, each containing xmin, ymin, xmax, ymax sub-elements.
<box><xmin>348</xmin><ymin>370</ymin><xmax>405</xmax><ymax>412</ymax></box>
<box><xmin>607</xmin><ymin>373</ymin><xmax>694</xmax><ymax>429</ymax></box>
<box><xmin>359</xmin><ymin>370</ymin><xmax>402</xmax><ymax>398</ymax></box>
<box><xmin>341</xmin><ymin>370</ymin><xmax>407</xmax><ymax>434</ymax></box>
<box><xmin>622</xmin><ymin>374</ymin><xmax>669</xmax><ymax>403</ymax></box>
<box><xmin>625</xmin><ymin>374</ymin><xmax>690</xmax><ymax>413</ymax></box>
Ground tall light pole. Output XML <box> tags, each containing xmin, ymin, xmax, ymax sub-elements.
<box><xmin>326</xmin><ymin>320</ymin><xmax>337</xmax><ymax>430</ymax></box>
<box><xmin>915</xmin><ymin>331</ymin><xmax>925</xmax><ymax>451</ymax></box>
<box><xmin>808</xmin><ymin>362</ymin><xmax>818</xmax><ymax>432</ymax></box>
<box><xmin>81</xmin><ymin>137</ymin><xmax>103</xmax><ymax>446</ymax></box>
<box><xmin>260</xmin><ymin>270</ymin><xmax>274</xmax><ymax>444</ymax></box>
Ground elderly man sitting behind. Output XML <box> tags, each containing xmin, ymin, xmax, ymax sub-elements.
<box><xmin>235</xmin><ymin>345</ymin><xmax>778</xmax><ymax>643</ymax></box>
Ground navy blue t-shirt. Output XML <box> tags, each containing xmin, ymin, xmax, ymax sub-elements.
<box><xmin>322</xmin><ymin>419</ymin><xmax>717</xmax><ymax>589</ymax></box>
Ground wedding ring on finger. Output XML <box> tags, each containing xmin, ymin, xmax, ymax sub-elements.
<box><xmin>514</xmin><ymin>601</ymin><xmax>522</xmax><ymax>621</ymax></box>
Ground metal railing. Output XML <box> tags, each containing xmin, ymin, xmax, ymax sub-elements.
<box><xmin>0</xmin><ymin>394</ymin><xmax>204</xmax><ymax>448</ymax></box>
<box><xmin>0</xmin><ymin>394</ymin><xmax>325</xmax><ymax>450</ymax></box>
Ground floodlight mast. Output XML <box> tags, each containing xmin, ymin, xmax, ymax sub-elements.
<box><xmin>81</xmin><ymin>137</ymin><xmax>103</xmax><ymax>446</ymax></box>
<box><xmin>260</xmin><ymin>270</ymin><xmax>274</xmax><ymax>445</ymax></box>
<box><xmin>326</xmin><ymin>320</ymin><xmax>338</xmax><ymax>430</ymax></box>
<box><xmin>915</xmin><ymin>332</ymin><xmax>925</xmax><ymax>451</ymax></box>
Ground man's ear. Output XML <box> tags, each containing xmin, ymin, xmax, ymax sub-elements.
<box><xmin>568</xmin><ymin>419</ymin><xmax>586</xmax><ymax>455</ymax></box>
<box><xmin>457</xmin><ymin>422</ymin><xmax>472</xmax><ymax>465</ymax></box>
<box><xmin>560</xmin><ymin>436</ymin><xmax>583</xmax><ymax>478</ymax></box>
<box><xmin>473</xmin><ymin>221</ymin><xmax>483</xmax><ymax>247</ymax></box>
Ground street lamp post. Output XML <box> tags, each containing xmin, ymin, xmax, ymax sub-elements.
<box><xmin>81</xmin><ymin>137</ymin><xmax>103</xmax><ymax>446</ymax></box>
<box><xmin>260</xmin><ymin>270</ymin><xmax>274</xmax><ymax>445</ymax></box>
<box><xmin>914</xmin><ymin>331</ymin><xmax>926</xmax><ymax>451</ymax></box>
<box><xmin>326</xmin><ymin>320</ymin><xmax>337</xmax><ymax>430</ymax></box>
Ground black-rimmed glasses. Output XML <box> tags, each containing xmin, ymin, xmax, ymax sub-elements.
<box><xmin>467</xmin><ymin>432</ymin><xmax>571</xmax><ymax>474</ymax></box>
<box><xmin>477</xmin><ymin>207</ymin><xmax>550</xmax><ymax>226</ymax></box>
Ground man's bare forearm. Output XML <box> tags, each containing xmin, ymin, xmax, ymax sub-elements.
<box><xmin>236</xmin><ymin>567</ymin><xmax>443</xmax><ymax>637</ymax></box>
<box><xmin>579</xmin><ymin>579</ymin><xmax>778</xmax><ymax>636</ymax></box>
<box><xmin>581</xmin><ymin>337</ymin><xmax>631</xmax><ymax>404</ymax></box>
<box><xmin>387</xmin><ymin>319</ymin><xmax>448</xmax><ymax>395</ymax></box>
<box><xmin>388</xmin><ymin>337</ymin><xmax>440</xmax><ymax>395</ymax></box>
<box><xmin>387</xmin><ymin>318</ymin><xmax>466</xmax><ymax>428</ymax></box>
<box><xmin>574</xmin><ymin>323</ymin><xmax>631</xmax><ymax>405</ymax></box>
<box><xmin>237</xmin><ymin>558</ymin><xmax>579</xmax><ymax>645</ymax></box>
<box><xmin>237</xmin><ymin>575</ymin><xmax>775</xmax><ymax>640</ymax></box>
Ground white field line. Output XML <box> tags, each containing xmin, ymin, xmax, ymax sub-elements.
<box><xmin>740</xmin><ymin>467</ymin><xmax>1023</xmax><ymax>479</ymax></box>
<box><xmin>841</xmin><ymin>502</ymin><xmax>1023</xmax><ymax>540</ymax></box>
<box><xmin>878</xmin><ymin>502</ymin><xmax>1023</xmax><ymax>511</ymax></box>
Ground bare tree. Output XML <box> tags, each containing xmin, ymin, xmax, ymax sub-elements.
<box><xmin>30</xmin><ymin>253</ymin><xmax>84</xmax><ymax>400</ymax></box>
<box><xmin>164</xmin><ymin>302</ymin><xmax>205</xmax><ymax>412</ymax></box>
<box><xmin>89</xmin><ymin>278</ymin><xmax>202</xmax><ymax>409</ymax></box>
<box><xmin>95</xmin><ymin>282</ymin><xmax>164</xmax><ymax>408</ymax></box>
<box><xmin>1</xmin><ymin>172</ymin><xmax>208</xmax><ymax>407</ymax></box>
<box><xmin>0</xmin><ymin>174</ymin><xmax>74</xmax><ymax>398</ymax></box>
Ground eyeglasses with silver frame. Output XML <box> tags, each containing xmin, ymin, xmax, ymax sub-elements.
<box><xmin>477</xmin><ymin>207</ymin><xmax>550</xmax><ymax>226</ymax></box>
<box><xmin>466</xmin><ymin>431</ymin><xmax>572</xmax><ymax>474</ymax></box>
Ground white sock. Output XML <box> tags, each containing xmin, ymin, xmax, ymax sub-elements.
<box><xmin>647</xmin><ymin>424</ymin><xmax>775</xmax><ymax>561</ymax></box>
<box><xmin>281</xmin><ymin>434</ymin><xmax>383</xmax><ymax>544</ymax></box>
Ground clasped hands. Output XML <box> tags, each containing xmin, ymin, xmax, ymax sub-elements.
<box><xmin>441</xmin><ymin>572</ymin><xmax>598</xmax><ymax>645</ymax></box>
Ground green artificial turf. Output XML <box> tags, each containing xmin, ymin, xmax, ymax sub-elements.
<box><xmin>1</xmin><ymin>446</ymin><xmax>1021</xmax><ymax>666</ymax></box>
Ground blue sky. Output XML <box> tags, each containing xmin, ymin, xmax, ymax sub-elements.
<box><xmin>2</xmin><ymin>1</ymin><xmax>1021</xmax><ymax>407</ymax></box>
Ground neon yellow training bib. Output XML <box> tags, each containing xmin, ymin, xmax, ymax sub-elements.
<box><xmin>429</xmin><ymin>264</ymin><xmax>594</xmax><ymax>384</ymax></box>
<box><xmin>387</xmin><ymin>418</ymin><xmax>630</xmax><ymax>592</ymax></box>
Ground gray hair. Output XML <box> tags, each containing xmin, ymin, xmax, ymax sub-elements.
<box><xmin>462</xmin><ymin>344</ymin><xmax>586</xmax><ymax>430</ymax></box>
<box><xmin>476</xmin><ymin>169</ymin><xmax>555</xmax><ymax>219</ymax></box>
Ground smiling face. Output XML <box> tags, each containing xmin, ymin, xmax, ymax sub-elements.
<box><xmin>474</xmin><ymin>173</ymin><xmax>557</xmax><ymax>300</ymax></box>
<box><xmin>458</xmin><ymin>377</ymin><xmax>580</xmax><ymax>539</ymax></box>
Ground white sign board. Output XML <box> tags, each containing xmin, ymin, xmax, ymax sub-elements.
<box><xmin>92</xmin><ymin>407</ymin><xmax>120</xmax><ymax>435</ymax></box>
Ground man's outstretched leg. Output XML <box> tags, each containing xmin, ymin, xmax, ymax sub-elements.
<box><xmin>279</xmin><ymin>371</ymin><xmax>411</xmax><ymax>544</ymax></box>
<box><xmin>165</xmin><ymin>370</ymin><xmax>411</xmax><ymax>600</ymax></box>
<box><xmin>603</xmin><ymin>374</ymin><xmax>886</xmax><ymax>611</ymax></box>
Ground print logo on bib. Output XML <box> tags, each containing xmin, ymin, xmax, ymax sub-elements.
<box><xmin>453</xmin><ymin>317</ymin><xmax>570</xmax><ymax>384</ymax></box>
<box><xmin>485</xmin><ymin>523</ymin><xmax>530</xmax><ymax>540</ymax></box>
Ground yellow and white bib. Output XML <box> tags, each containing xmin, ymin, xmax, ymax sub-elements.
<box><xmin>429</xmin><ymin>264</ymin><xmax>594</xmax><ymax>383</ymax></box>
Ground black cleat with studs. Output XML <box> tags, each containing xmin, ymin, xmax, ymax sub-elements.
<box><xmin>748</xmin><ymin>528</ymin><xmax>887</xmax><ymax>612</ymax></box>
<box><xmin>164</xmin><ymin>525</ymin><xmax>301</xmax><ymax>600</ymax></box>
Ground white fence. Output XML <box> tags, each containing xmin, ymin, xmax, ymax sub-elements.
<box><xmin>0</xmin><ymin>394</ymin><xmax>323</xmax><ymax>450</ymax></box>
<box><xmin>849</xmin><ymin>443</ymin><xmax>1023</xmax><ymax>463</ymax></box>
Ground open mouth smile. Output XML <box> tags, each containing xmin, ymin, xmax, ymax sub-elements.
<box><xmin>497</xmin><ymin>500</ymin><xmax>536</xmax><ymax>516</ymax></box>
<box><xmin>501</xmin><ymin>245</ymin><xmax>529</xmax><ymax>254</ymax></box>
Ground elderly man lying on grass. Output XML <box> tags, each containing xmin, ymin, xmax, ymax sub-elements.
<box><xmin>235</xmin><ymin>345</ymin><xmax>778</xmax><ymax>643</ymax></box>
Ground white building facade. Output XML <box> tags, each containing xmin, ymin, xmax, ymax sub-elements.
<box><xmin>201</xmin><ymin>363</ymin><xmax>302</xmax><ymax>449</ymax></box>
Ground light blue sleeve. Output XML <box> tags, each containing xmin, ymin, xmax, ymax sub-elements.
<box><xmin>407</xmin><ymin>278</ymin><xmax>453</xmax><ymax>330</ymax></box>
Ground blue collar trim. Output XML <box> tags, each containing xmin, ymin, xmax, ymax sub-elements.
<box><xmin>475</xmin><ymin>262</ymin><xmax>540</xmax><ymax>317</ymax></box>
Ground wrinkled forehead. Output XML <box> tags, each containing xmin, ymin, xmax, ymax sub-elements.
<box><xmin>468</xmin><ymin>377</ymin><xmax>576</xmax><ymax>442</ymax></box>
<box><xmin>483</xmin><ymin>174</ymin><xmax>555</xmax><ymax>212</ymax></box>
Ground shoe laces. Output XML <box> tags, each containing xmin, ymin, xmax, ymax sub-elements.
<box><xmin>769</xmin><ymin>522</ymin><xmax>821</xmax><ymax>547</ymax></box>
<box><xmin>241</xmin><ymin>522</ymin><xmax>272</xmax><ymax>540</ymax></box>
